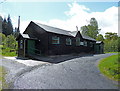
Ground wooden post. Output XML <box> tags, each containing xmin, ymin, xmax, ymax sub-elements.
<box><xmin>24</xmin><ymin>39</ymin><xmax>26</xmax><ymax>57</ymax></box>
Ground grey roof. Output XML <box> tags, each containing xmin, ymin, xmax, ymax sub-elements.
<box><xmin>81</xmin><ymin>34</ymin><xmax>96</xmax><ymax>41</ymax></box>
<box><xmin>69</xmin><ymin>31</ymin><xmax>78</xmax><ymax>37</ymax></box>
<box><xmin>20</xmin><ymin>33</ymin><xmax>39</xmax><ymax>40</ymax></box>
<box><xmin>96</xmin><ymin>41</ymin><xmax>103</xmax><ymax>44</ymax></box>
<box><xmin>35</xmin><ymin>22</ymin><xmax>73</xmax><ymax>37</ymax></box>
<box><xmin>69</xmin><ymin>31</ymin><xmax>96</xmax><ymax>41</ymax></box>
<box><xmin>34</xmin><ymin>22</ymin><xmax>96</xmax><ymax>41</ymax></box>
<box><xmin>21</xmin><ymin>34</ymin><xmax>30</xmax><ymax>38</ymax></box>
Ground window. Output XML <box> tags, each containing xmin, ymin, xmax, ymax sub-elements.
<box><xmin>66</xmin><ymin>38</ymin><xmax>72</xmax><ymax>45</ymax></box>
<box><xmin>90</xmin><ymin>42</ymin><xmax>93</xmax><ymax>47</ymax></box>
<box><xmin>52</xmin><ymin>36</ymin><xmax>60</xmax><ymax>44</ymax></box>
<box><xmin>84</xmin><ymin>41</ymin><xmax>87</xmax><ymax>46</ymax></box>
<box><xmin>20</xmin><ymin>40</ymin><xmax>23</xmax><ymax>49</ymax></box>
<box><xmin>80</xmin><ymin>42</ymin><xmax>84</xmax><ymax>45</ymax></box>
<box><xmin>76</xmin><ymin>37</ymin><xmax>80</xmax><ymax>46</ymax></box>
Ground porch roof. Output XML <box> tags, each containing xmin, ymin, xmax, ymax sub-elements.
<box><xmin>16</xmin><ymin>33</ymin><xmax>39</xmax><ymax>41</ymax></box>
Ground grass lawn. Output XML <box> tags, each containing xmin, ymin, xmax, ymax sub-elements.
<box><xmin>0</xmin><ymin>66</ymin><xmax>8</xmax><ymax>90</ymax></box>
<box><xmin>104</xmin><ymin>52</ymin><xmax>119</xmax><ymax>53</ymax></box>
<box><xmin>98</xmin><ymin>53</ymin><xmax>120</xmax><ymax>81</ymax></box>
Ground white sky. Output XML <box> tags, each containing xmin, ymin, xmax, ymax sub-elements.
<box><xmin>17</xmin><ymin>2</ymin><xmax>119</xmax><ymax>36</ymax></box>
<box><xmin>0</xmin><ymin>2</ymin><xmax>119</xmax><ymax>36</ymax></box>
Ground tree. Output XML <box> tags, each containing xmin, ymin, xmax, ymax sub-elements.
<box><xmin>81</xmin><ymin>17</ymin><xmax>100</xmax><ymax>39</ymax></box>
<box><xmin>4</xmin><ymin>34</ymin><xmax>17</xmax><ymax>49</ymax></box>
<box><xmin>0</xmin><ymin>15</ymin><xmax>3</xmax><ymax>33</ymax></box>
<box><xmin>7</xmin><ymin>14</ymin><xmax>13</xmax><ymax>35</ymax></box>
<box><xmin>86</xmin><ymin>24</ymin><xmax>99</xmax><ymax>39</ymax></box>
<box><xmin>13</xmin><ymin>27</ymin><xmax>20</xmax><ymax>38</ymax></box>
<box><xmin>104</xmin><ymin>32</ymin><xmax>119</xmax><ymax>52</ymax></box>
<box><xmin>105</xmin><ymin>32</ymin><xmax>118</xmax><ymax>40</ymax></box>
<box><xmin>96</xmin><ymin>34</ymin><xmax>104</xmax><ymax>41</ymax></box>
<box><xmin>0</xmin><ymin>33</ymin><xmax>6</xmax><ymax>45</ymax></box>
<box><xmin>2</xmin><ymin>15</ymin><xmax>13</xmax><ymax>36</ymax></box>
<box><xmin>118</xmin><ymin>37</ymin><xmax>120</xmax><ymax>52</ymax></box>
<box><xmin>2</xmin><ymin>18</ymin><xmax>7</xmax><ymax>36</ymax></box>
<box><xmin>90</xmin><ymin>17</ymin><xmax>98</xmax><ymax>29</ymax></box>
<box><xmin>81</xmin><ymin>25</ymin><xmax>88</xmax><ymax>35</ymax></box>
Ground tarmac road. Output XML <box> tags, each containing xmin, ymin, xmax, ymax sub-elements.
<box><xmin>13</xmin><ymin>53</ymin><xmax>118</xmax><ymax>89</ymax></box>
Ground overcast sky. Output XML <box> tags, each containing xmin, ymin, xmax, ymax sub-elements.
<box><xmin>0</xmin><ymin>0</ymin><xmax>119</xmax><ymax>36</ymax></box>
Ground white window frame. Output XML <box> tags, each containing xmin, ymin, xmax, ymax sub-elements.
<box><xmin>52</xmin><ymin>36</ymin><xmax>60</xmax><ymax>44</ymax></box>
<box><xmin>66</xmin><ymin>38</ymin><xmax>72</xmax><ymax>45</ymax></box>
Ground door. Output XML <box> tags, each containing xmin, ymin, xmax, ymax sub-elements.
<box><xmin>94</xmin><ymin>44</ymin><xmax>99</xmax><ymax>54</ymax></box>
<box><xmin>27</xmin><ymin>40</ymin><xmax>35</xmax><ymax>55</ymax></box>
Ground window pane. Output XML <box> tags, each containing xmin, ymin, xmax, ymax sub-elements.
<box><xmin>80</xmin><ymin>42</ymin><xmax>84</xmax><ymax>45</ymax></box>
<box><xmin>66</xmin><ymin>38</ymin><xmax>72</xmax><ymax>45</ymax></box>
<box><xmin>90</xmin><ymin>42</ymin><xmax>93</xmax><ymax>47</ymax></box>
<box><xmin>52</xmin><ymin>36</ymin><xmax>60</xmax><ymax>44</ymax></box>
<box><xmin>76</xmin><ymin>38</ymin><xmax>80</xmax><ymax>46</ymax></box>
<box><xmin>84</xmin><ymin>41</ymin><xmax>87</xmax><ymax>46</ymax></box>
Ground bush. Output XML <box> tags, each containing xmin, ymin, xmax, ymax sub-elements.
<box><xmin>0</xmin><ymin>34</ymin><xmax>18</xmax><ymax>56</ymax></box>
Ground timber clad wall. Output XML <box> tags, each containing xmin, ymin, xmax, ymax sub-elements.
<box><xmin>17</xmin><ymin>21</ymin><xmax>104</xmax><ymax>58</ymax></box>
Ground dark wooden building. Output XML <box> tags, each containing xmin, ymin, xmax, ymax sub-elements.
<box><xmin>17</xmin><ymin>21</ymin><xmax>104</xmax><ymax>58</ymax></box>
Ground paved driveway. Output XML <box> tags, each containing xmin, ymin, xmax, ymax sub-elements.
<box><xmin>0</xmin><ymin>57</ymin><xmax>49</xmax><ymax>89</ymax></box>
<box><xmin>13</xmin><ymin>53</ymin><xmax>118</xmax><ymax>89</ymax></box>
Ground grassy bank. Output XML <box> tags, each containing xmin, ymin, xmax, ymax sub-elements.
<box><xmin>105</xmin><ymin>52</ymin><xmax>119</xmax><ymax>53</ymax></box>
<box><xmin>0</xmin><ymin>44</ymin><xmax>17</xmax><ymax>57</ymax></box>
<box><xmin>0</xmin><ymin>66</ymin><xmax>8</xmax><ymax>90</ymax></box>
<box><xmin>0</xmin><ymin>47</ymin><xmax>17</xmax><ymax>57</ymax></box>
<box><xmin>98</xmin><ymin>54</ymin><xmax>120</xmax><ymax>81</ymax></box>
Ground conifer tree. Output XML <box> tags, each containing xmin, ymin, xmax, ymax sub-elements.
<box><xmin>7</xmin><ymin>14</ymin><xmax>13</xmax><ymax>35</ymax></box>
<box><xmin>2</xmin><ymin>18</ymin><xmax>7</xmax><ymax>36</ymax></box>
<box><xmin>2</xmin><ymin>15</ymin><xmax>13</xmax><ymax>36</ymax></box>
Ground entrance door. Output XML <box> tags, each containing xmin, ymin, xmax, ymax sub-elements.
<box><xmin>94</xmin><ymin>44</ymin><xmax>99</xmax><ymax>54</ymax></box>
<box><xmin>27</xmin><ymin>40</ymin><xmax>35</xmax><ymax>55</ymax></box>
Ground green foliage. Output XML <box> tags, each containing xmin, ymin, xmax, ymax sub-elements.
<box><xmin>81</xmin><ymin>17</ymin><xmax>119</xmax><ymax>53</ymax></box>
<box><xmin>0</xmin><ymin>33</ymin><xmax>6</xmax><ymax>45</ymax></box>
<box><xmin>81</xmin><ymin>17</ymin><xmax>100</xmax><ymax>39</ymax></box>
<box><xmin>118</xmin><ymin>37</ymin><xmax>120</xmax><ymax>52</ymax></box>
<box><xmin>81</xmin><ymin>25</ymin><xmax>88</xmax><ymax>35</ymax></box>
<box><xmin>2</xmin><ymin>47</ymin><xmax>17</xmax><ymax>56</ymax></box>
<box><xmin>1</xmin><ymin>34</ymin><xmax>17</xmax><ymax>56</ymax></box>
<box><xmin>96</xmin><ymin>34</ymin><xmax>104</xmax><ymax>41</ymax></box>
<box><xmin>86</xmin><ymin>24</ymin><xmax>99</xmax><ymax>39</ymax></box>
<box><xmin>0</xmin><ymin>15</ymin><xmax>17</xmax><ymax>57</ymax></box>
<box><xmin>98</xmin><ymin>54</ymin><xmax>120</xmax><ymax>81</ymax></box>
<box><xmin>7</xmin><ymin>15</ymin><xmax>13</xmax><ymax>35</ymax></box>
<box><xmin>2</xmin><ymin>15</ymin><xmax>13</xmax><ymax>36</ymax></box>
<box><xmin>104</xmin><ymin>32</ymin><xmax>119</xmax><ymax>52</ymax></box>
<box><xmin>3</xmin><ymin>35</ymin><xmax>17</xmax><ymax>49</ymax></box>
<box><xmin>2</xmin><ymin>18</ymin><xmax>7</xmax><ymax>36</ymax></box>
<box><xmin>90</xmin><ymin>17</ymin><xmax>98</xmax><ymax>29</ymax></box>
<box><xmin>105</xmin><ymin>32</ymin><xmax>118</xmax><ymax>40</ymax></box>
<box><xmin>13</xmin><ymin>27</ymin><xmax>20</xmax><ymax>38</ymax></box>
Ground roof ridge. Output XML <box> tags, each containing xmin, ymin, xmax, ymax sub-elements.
<box><xmin>34</xmin><ymin>22</ymin><xmax>71</xmax><ymax>33</ymax></box>
<box><xmin>32</xmin><ymin>21</ymin><xmax>96</xmax><ymax>41</ymax></box>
